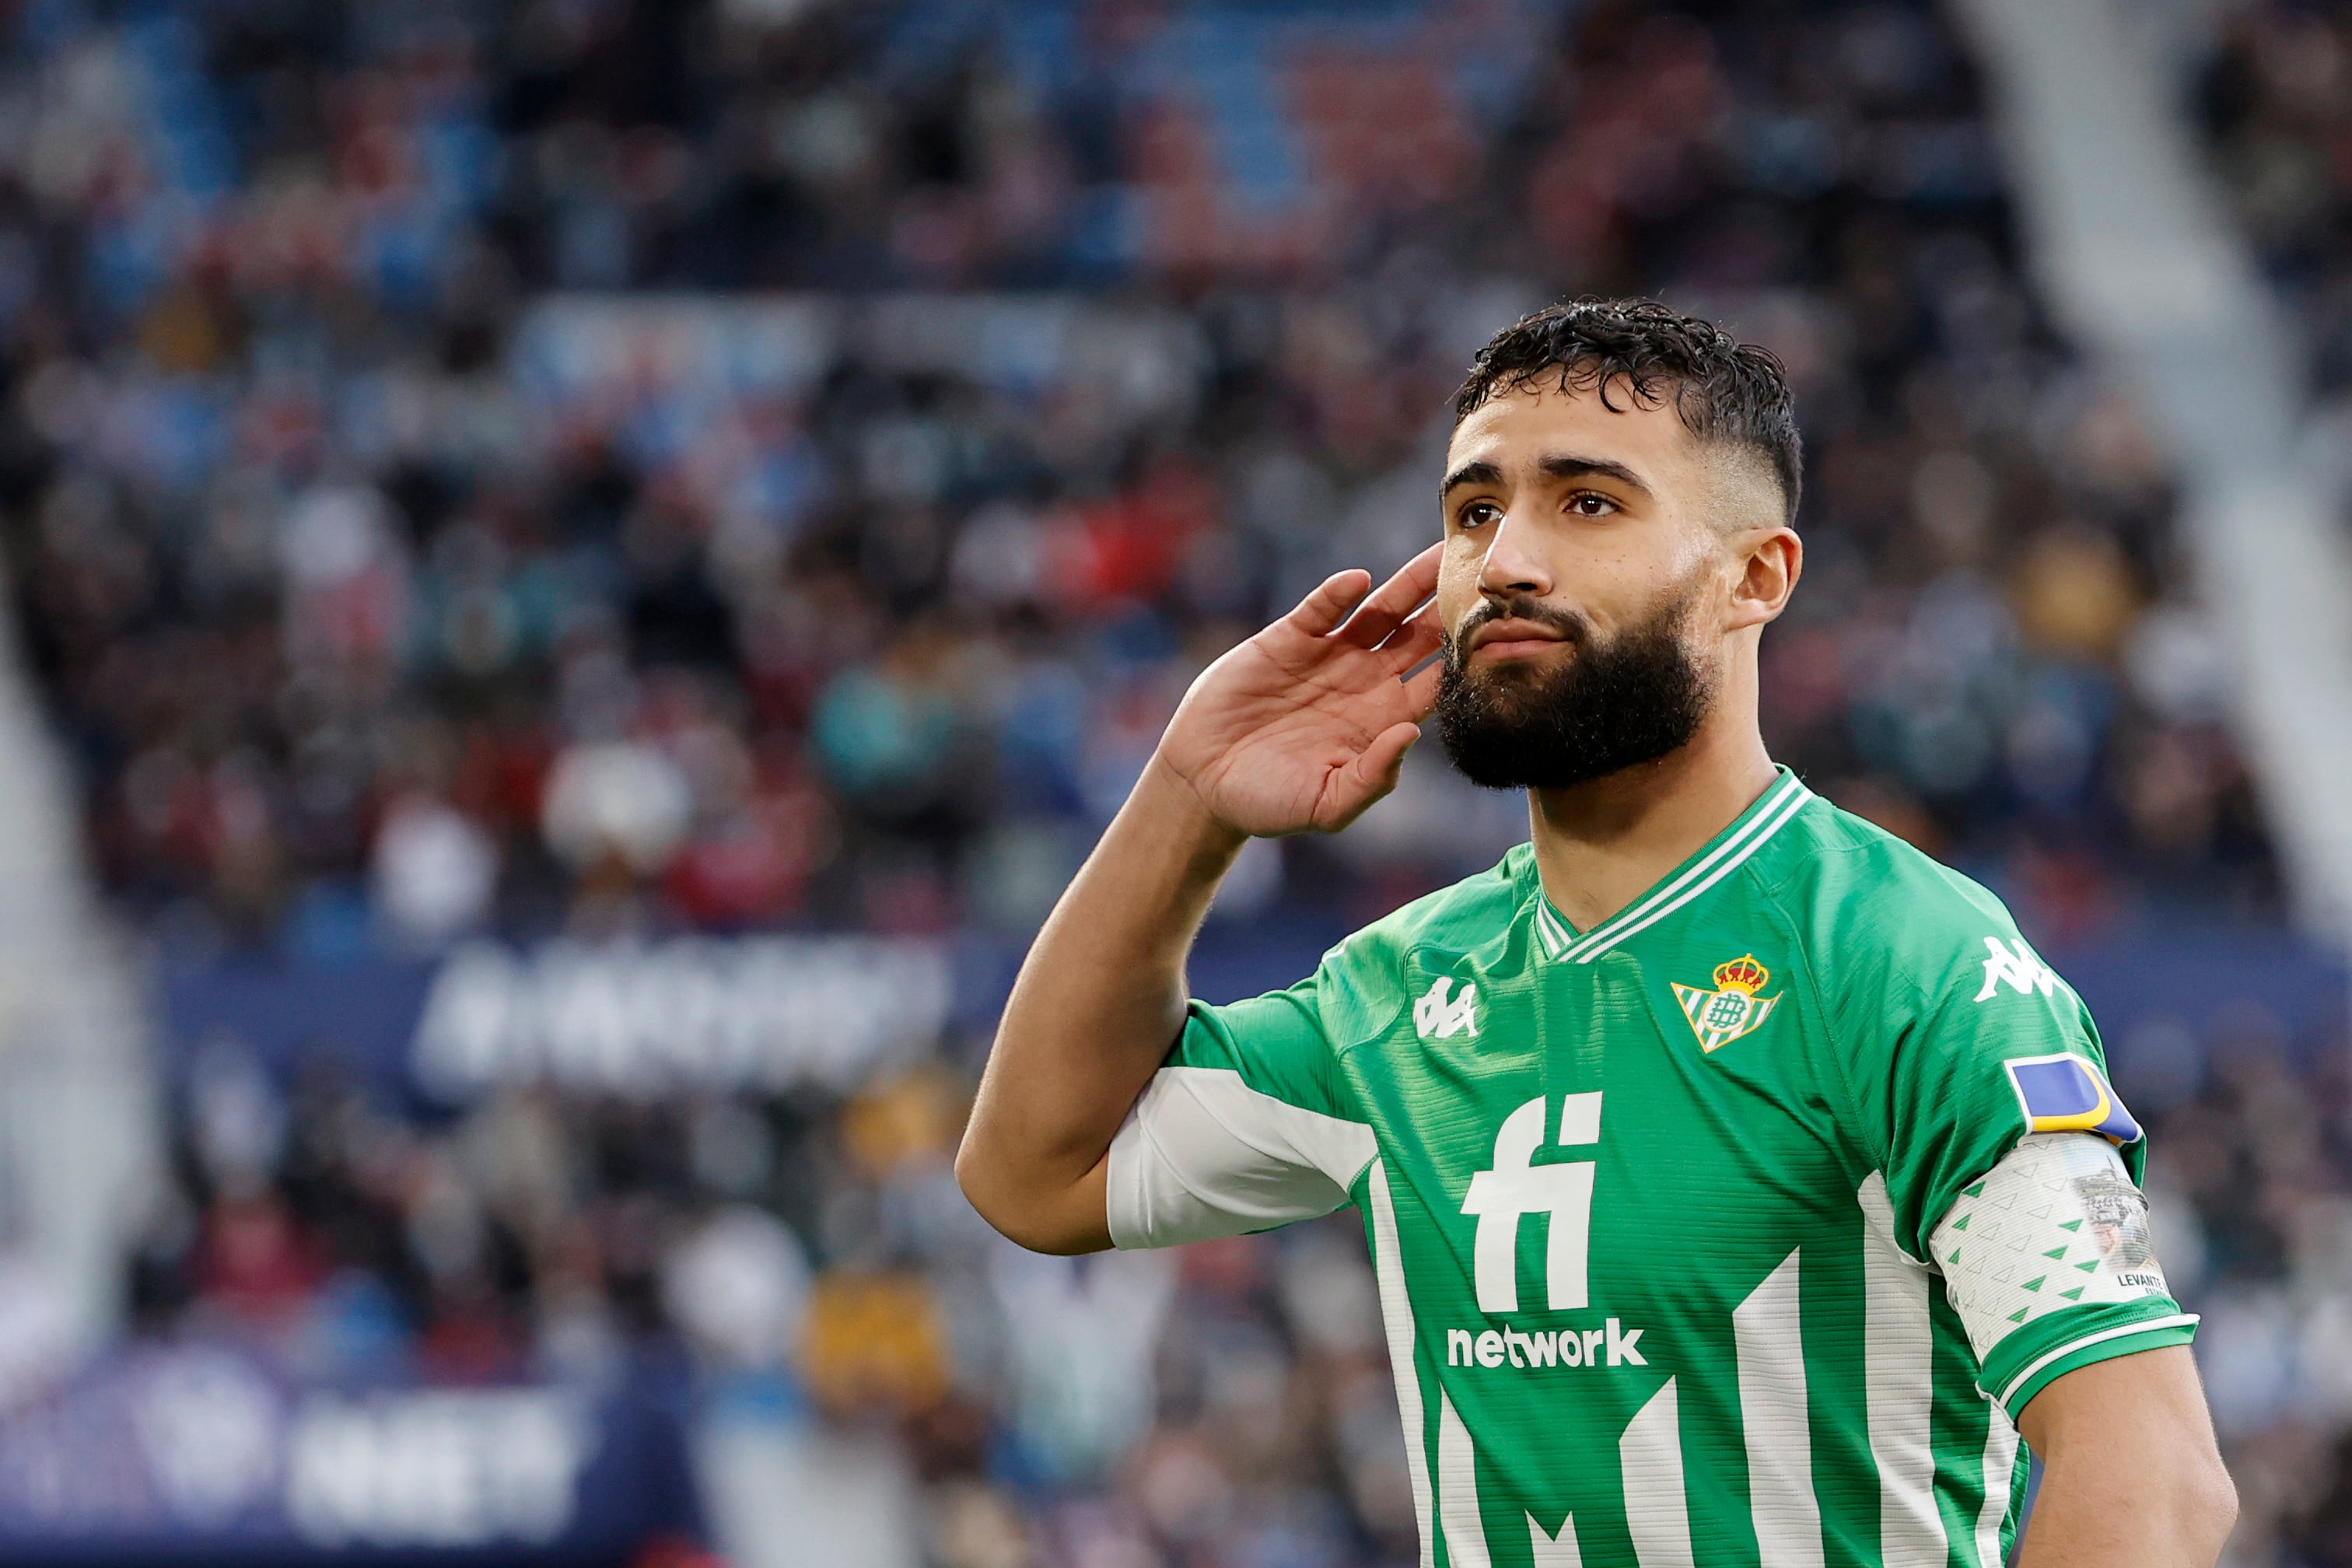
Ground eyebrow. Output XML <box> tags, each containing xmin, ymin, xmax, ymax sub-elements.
<box><xmin>1440</xmin><ymin>453</ymin><xmax>1656</xmax><ymax>502</ymax></box>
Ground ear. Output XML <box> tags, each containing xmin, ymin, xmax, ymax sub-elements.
<box><xmin>1726</xmin><ymin>527</ymin><xmax>1801</xmax><ymax>632</ymax></box>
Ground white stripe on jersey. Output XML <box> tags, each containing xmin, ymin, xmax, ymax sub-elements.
<box><xmin>1438</xmin><ymin>1389</ymin><xmax>1491</xmax><ymax>1568</ymax></box>
<box><xmin>1858</xmin><ymin>1174</ymin><xmax>1948</xmax><ymax>1564</ymax></box>
<box><xmin>1974</xmin><ymin>1403</ymin><xmax>2021</xmax><ymax>1568</ymax></box>
<box><xmin>1735</xmin><ymin>1252</ymin><xmax>1824</xmax><ymax>1568</ymax></box>
<box><xmin>1527</xmin><ymin>1511</ymin><xmax>1583</xmax><ymax>1566</ymax></box>
<box><xmin>1533</xmin><ymin>898</ymin><xmax>1573</xmax><ymax>958</ymax></box>
<box><xmin>1368</xmin><ymin>1160</ymin><xmax>1437</xmax><ymax>1568</ymax></box>
<box><xmin>1621</xmin><ymin>1377</ymin><xmax>1696</xmax><ymax>1568</ymax></box>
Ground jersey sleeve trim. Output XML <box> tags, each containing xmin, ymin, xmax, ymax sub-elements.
<box><xmin>1105</xmin><ymin>1066</ymin><xmax>1377</xmax><ymax>1249</ymax></box>
<box><xmin>1994</xmin><ymin>1314</ymin><xmax>2200</xmax><ymax>1419</ymax></box>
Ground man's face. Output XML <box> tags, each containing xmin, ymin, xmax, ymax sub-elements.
<box><xmin>1433</xmin><ymin>378</ymin><xmax>1756</xmax><ymax>790</ymax></box>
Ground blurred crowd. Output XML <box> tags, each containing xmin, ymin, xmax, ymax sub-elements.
<box><xmin>0</xmin><ymin>0</ymin><xmax>2278</xmax><ymax>955</ymax></box>
<box><xmin>0</xmin><ymin>0</ymin><xmax>2322</xmax><ymax>1563</ymax></box>
<box><xmin>2203</xmin><ymin>0</ymin><xmax>2352</xmax><ymax>397</ymax></box>
<box><xmin>2186</xmin><ymin>7</ymin><xmax>2352</xmax><ymax>1565</ymax></box>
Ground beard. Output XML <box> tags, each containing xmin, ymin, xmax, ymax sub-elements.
<box><xmin>1435</xmin><ymin>585</ymin><xmax>1713</xmax><ymax>791</ymax></box>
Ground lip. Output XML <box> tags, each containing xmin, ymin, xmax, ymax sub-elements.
<box><xmin>1467</xmin><ymin>619</ymin><xmax>1569</xmax><ymax>660</ymax></box>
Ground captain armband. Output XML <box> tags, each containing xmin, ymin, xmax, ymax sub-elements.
<box><xmin>1930</xmin><ymin>1133</ymin><xmax>2194</xmax><ymax>1412</ymax></box>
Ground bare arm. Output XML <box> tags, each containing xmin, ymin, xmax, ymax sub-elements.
<box><xmin>2014</xmin><ymin>1346</ymin><xmax>2236</xmax><ymax>1567</ymax></box>
<box><xmin>956</xmin><ymin>547</ymin><xmax>1445</xmax><ymax>1254</ymax></box>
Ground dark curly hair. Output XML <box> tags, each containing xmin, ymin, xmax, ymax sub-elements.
<box><xmin>1452</xmin><ymin>298</ymin><xmax>1803</xmax><ymax>526</ymax></box>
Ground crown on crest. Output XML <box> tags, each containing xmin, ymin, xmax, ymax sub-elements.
<box><xmin>1712</xmin><ymin>955</ymin><xmax>1769</xmax><ymax>995</ymax></box>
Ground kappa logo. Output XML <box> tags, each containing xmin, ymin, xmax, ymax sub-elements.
<box><xmin>1413</xmin><ymin>976</ymin><xmax>1479</xmax><ymax>1040</ymax></box>
<box><xmin>1974</xmin><ymin>936</ymin><xmax>2061</xmax><ymax>1003</ymax></box>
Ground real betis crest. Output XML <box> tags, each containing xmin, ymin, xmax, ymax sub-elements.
<box><xmin>1671</xmin><ymin>954</ymin><xmax>1780</xmax><ymax>1054</ymax></box>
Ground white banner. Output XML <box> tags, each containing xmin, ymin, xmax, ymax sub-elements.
<box><xmin>411</xmin><ymin>936</ymin><xmax>952</xmax><ymax>1100</ymax></box>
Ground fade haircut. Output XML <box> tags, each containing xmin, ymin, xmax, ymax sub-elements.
<box><xmin>1452</xmin><ymin>298</ymin><xmax>1803</xmax><ymax>526</ymax></box>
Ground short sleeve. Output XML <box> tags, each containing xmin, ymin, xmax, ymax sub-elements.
<box><xmin>1832</xmin><ymin>916</ymin><xmax>2141</xmax><ymax>1262</ymax></box>
<box><xmin>1104</xmin><ymin>980</ymin><xmax>1378</xmax><ymax>1250</ymax></box>
<box><xmin>1815</xmin><ymin>873</ymin><xmax>2196</xmax><ymax>1415</ymax></box>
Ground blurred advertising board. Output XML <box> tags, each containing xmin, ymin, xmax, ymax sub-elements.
<box><xmin>155</xmin><ymin>916</ymin><xmax>2351</xmax><ymax>1106</ymax></box>
<box><xmin>162</xmin><ymin>936</ymin><xmax>954</xmax><ymax>1105</ymax></box>
<box><xmin>0</xmin><ymin>1342</ymin><xmax>699</xmax><ymax>1563</ymax></box>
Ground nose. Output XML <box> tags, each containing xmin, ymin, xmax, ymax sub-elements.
<box><xmin>1474</xmin><ymin>507</ymin><xmax>1554</xmax><ymax>602</ymax></box>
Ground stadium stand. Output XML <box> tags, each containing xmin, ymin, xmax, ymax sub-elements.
<box><xmin>0</xmin><ymin>0</ymin><xmax>2334</xmax><ymax>1562</ymax></box>
<box><xmin>2203</xmin><ymin>0</ymin><xmax>2352</xmax><ymax>390</ymax></box>
<box><xmin>2166</xmin><ymin>7</ymin><xmax>2352</xmax><ymax>1559</ymax></box>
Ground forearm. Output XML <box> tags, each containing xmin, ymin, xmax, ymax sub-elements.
<box><xmin>957</xmin><ymin>551</ymin><xmax>1444</xmax><ymax>1250</ymax></box>
<box><xmin>2014</xmin><ymin>1351</ymin><xmax>2235</xmax><ymax>1567</ymax></box>
<box><xmin>2016</xmin><ymin>1456</ymin><xmax>2234</xmax><ymax>1567</ymax></box>
<box><xmin>957</xmin><ymin>754</ymin><xmax>1246</xmax><ymax>1250</ymax></box>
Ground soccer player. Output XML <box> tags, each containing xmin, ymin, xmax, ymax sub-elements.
<box><xmin>957</xmin><ymin>299</ymin><xmax>2236</xmax><ymax>1566</ymax></box>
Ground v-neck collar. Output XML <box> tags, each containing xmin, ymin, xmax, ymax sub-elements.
<box><xmin>1526</xmin><ymin>768</ymin><xmax>1812</xmax><ymax>964</ymax></box>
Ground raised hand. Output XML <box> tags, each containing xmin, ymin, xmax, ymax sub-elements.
<box><xmin>1154</xmin><ymin>542</ymin><xmax>1447</xmax><ymax>837</ymax></box>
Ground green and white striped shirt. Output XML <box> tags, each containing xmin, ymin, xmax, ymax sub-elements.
<box><xmin>1108</xmin><ymin>771</ymin><xmax>2193</xmax><ymax>1566</ymax></box>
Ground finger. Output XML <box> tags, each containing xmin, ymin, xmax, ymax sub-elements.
<box><xmin>1334</xmin><ymin>541</ymin><xmax>1445</xmax><ymax>649</ymax></box>
<box><xmin>1328</xmin><ymin>721</ymin><xmax>1423</xmax><ymax>825</ymax></box>
<box><xmin>1283</xmin><ymin>569</ymin><xmax>1374</xmax><ymax>638</ymax></box>
<box><xmin>1377</xmin><ymin>604</ymin><xmax>1447</xmax><ymax>673</ymax></box>
<box><xmin>1397</xmin><ymin>659</ymin><xmax>1442</xmax><ymax>721</ymax></box>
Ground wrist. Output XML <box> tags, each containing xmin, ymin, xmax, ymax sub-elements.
<box><xmin>1132</xmin><ymin>750</ymin><xmax>1251</xmax><ymax>866</ymax></box>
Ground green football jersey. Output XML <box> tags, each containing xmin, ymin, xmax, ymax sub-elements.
<box><xmin>1104</xmin><ymin>768</ymin><xmax>2194</xmax><ymax>1568</ymax></box>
